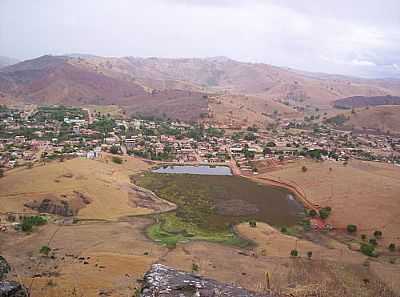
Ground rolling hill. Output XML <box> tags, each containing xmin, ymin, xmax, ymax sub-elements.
<box><xmin>1</xmin><ymin>54</ymin><xmax>400</xmax><ymax>124</ymax></box>
<box><xmin>334</xmin><ymin>95</ymin><xmax>400</xmax><ymax>109</ymax></box>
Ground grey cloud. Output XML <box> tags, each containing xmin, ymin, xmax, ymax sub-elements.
<box><xmin>0</xmin><ymin>0</ymin><xmax>399</xmax><ymax>78</ymax></box>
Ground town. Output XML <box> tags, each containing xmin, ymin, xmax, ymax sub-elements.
<box><xmin>1</xmin><ymin>104</ymin><xmax>399</xmax><ymax>176</ymax></box>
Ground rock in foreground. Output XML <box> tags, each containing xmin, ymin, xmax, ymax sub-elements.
<box><xmin>0</xmin><ymin>280</ymin><xmax>28</xmax><ymax>297</ymax></box>
<box><xmin>141</xmin><ymin>264</ymin><xmax>275</xmax><ymax>297</ymax></box>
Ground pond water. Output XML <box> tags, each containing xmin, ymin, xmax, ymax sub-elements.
<box><xmin>152</xmin><ymin>165</ymin><xmax>232</xmax><ymax>176</ymax></box>
<box><xmin>137</xmin><ymin>170</ymin><xmax>304</xmax><ymax>228</ymax></box>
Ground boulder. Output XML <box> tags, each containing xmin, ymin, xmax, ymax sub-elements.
<box><xmin>0</xmin><ymin>280</ymin><xmax>28</xmax><ymax>297</ymax></box>
<box><xmin>140</xmin><ymin>264</ymin><xmax>275</xmax><ymax>297</ymax></box>
<box><xmin>0</xmin><ymin>257</ymin><xmax>10</xmax><ymax>280</ymax></box>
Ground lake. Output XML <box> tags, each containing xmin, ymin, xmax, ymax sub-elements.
<box><xmin>136</xmin><ymin>171</ymin><xmax>304</xmax><ymax>228</ymax></box>
<box><xmin>152</xmin><ymin>165</ymin><xmax>232</xmax><ymax>176</ymax></box>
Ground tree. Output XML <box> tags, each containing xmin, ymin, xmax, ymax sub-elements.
<box><xmin>249</xmin><ymin>220</ymin><xmax>257</xmax><ymax>228</ymax></box>
<box><xmin>40</xmin><ymin>245</ymin><xmax>51</xmax><ymax>256</ymax></box>
<box><xmin>361</xmin><ymin>244</ymin><xmax>376</xmax><ymax>257</ymax></box>
<box><xmin>369</xmin><ymin>238</ymin><xmax>378</xmax><ymax>246</ymax></box>
<box><xmin>373</xmin><ymin>230</ymin><xmax>382</xmax><ymax>239</ymax></box>
<box><xmin>346</xmin><ymin>224</ymin><xmax>357</xmax><ymax>234</ymax></box>
<box><xmin>290</xmin><ymin>249</ymin><xmax>299</xmax><ymax>257</ymax></box>
<box><xmin>308</xmin><ymin>209</ymin><xmax>317</xmax><ymax>217</ymax></box>
<box><xmin>319</xmin><ymin>207</ymin><xmax>331</xmax><ymax>220</ymax></box>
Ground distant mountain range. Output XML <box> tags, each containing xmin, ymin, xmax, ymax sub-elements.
<box><xmin>1</xmin><ymin>54</ymin><xmax>400</xmax><ymax>123</ymax></box>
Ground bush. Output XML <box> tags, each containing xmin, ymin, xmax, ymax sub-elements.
<box><xmin>281</xmin><ymin>227</ymin><xmax>287</xmax><ymax>233</ymax></box>
<box><xmin>112</xmin><ymin>156</ymin><xmax>123</xmax><ymax>164</ymax></box>
<box><xmin>21</xmin><ymin>216</ymin><xmax>47</xmax><ymax>232</ymax></box>
<box><xmin>290</xmin><ymin>249</ymin><xmax>299</xmax><ymax>257</ymax></box>
<box><xmin>373</xmin><ymin>230</ymin><xmax>382</xmax><ymax>239</ymax></box>
<box><xmin>192</xmin><ymin>263</ymin><xmax>199</xmax><ymax>272</ymax></box>
<box><xmin>307</xmin><ymin>251</ymin><xmax>313</xmax><ymax>259</ymax></box>
<box><xmin>308</xmin><ymin>209</ymin><xmax>317</xmax><ymax>217</ymax></box>
<box><xmin>319</xmin><ymin>207</ymin><xmax>331</xmax><ymax>220</ymax></box>
<box><xmin>361</xmin><ymin>243</ymin><xmax>376</xmax><ymax>257</ymax></box>
<box><xmin>346</xmin><ymin>224</ymin><xmax>357</xmax><ymax>234</ymax></box>
<box><xmin>388</xmin><ymin>243</ymin><xmax>396</xmax><ymax>252</ymax></box>
<box><xmin>249</xmin><ymin>220</ymin><xmax>257</xmax><ymax>228</ymax></box>
<box><xmin>40</xmin><ymin>245</ymin><xmax>51</xmax><ymax>256</ymax></box>
<box><xmin>301</xmin><ymin>166</ymin><xmax>308</xmax><ymax>172</ymax></box>
<box><xmin>361</xmin><ymin>234</ymin><xmax>367</xmax><ymax>241</ymax></box>
<box><xmin>0</xmin><ymin>168</ymin><xmax>3</xmax><ymax>178</ymax></box>
<box><xmin>369</xmin><ymin>238</ymin><xmax>378</xmax><ymax>246</ymax></box>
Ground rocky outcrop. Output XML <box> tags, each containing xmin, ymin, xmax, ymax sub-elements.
<box><xmin>0</xmin><ymin>280</ymin><xmax>27</xmax><ymax>297</ymax></box>
<box><xmin>25</xmin><ymin>198</ymin><xmax>74</xmax><ymax>216</ymax></box>
<box><xmin>140</xmin><ymin>264</ymin><xmax>275</xmax><ymax>297</ymax></box>
<box><xmin>0</xmin><ymin>257</ymin><xmax>28</xmax><ymax>297</ymax></box>
<box><xmin>0</xmin><ymin>257</ymin><xmax>10</xmax><ymax>281</ymax></box>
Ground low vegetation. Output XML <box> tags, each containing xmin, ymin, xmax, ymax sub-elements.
<box><xmin>20</xmin><ymin>215</ymin><xmax>47</xmax><ymax>232</ymax></box>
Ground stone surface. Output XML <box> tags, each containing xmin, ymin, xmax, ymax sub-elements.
<box><xmin>0</xmin><ymin>257</ymin><xmax>10</xmax><ymax>281</ymax></box>
<box><xmin>0</xmin><ymin>280</ymin><xmax>28</xmax><ymax>297</ymax></box>
<box><xmin>140</xmin><ymin>264</ymin><xmax>275</xmax><ymax>297</ymax></box>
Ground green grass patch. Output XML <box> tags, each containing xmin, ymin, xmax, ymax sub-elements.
<box><xmin>147</xmin><ymin>213</ymin><xmax>248</xmax><ymax>248</ymax></box>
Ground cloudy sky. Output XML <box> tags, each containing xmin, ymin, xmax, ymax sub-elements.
<box><xmin>1</xmin><ymin>0</ymin><xmax>399</xmax><ymax>78</ymax></box>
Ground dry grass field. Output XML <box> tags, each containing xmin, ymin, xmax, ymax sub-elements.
<box><xmin>1</xmin><ymin>217</ymin><xmax>398</xmax><ymax>297</ymax></box>
<box><xmin>1</xmin><ymin>156</ymin><xmax>399</xmax><ymax>297</ymax></box>
<box><xmin>253</xmin><ymin>159</ymin><xmax>400</xmax><ymax>246</ymax></box>
<box><xmin>0</xmin><ymin>155</ymin><xmax>173</xmax><ymax>220</ymax></box>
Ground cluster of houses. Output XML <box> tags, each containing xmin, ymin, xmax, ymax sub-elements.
<box><xmin>1</xmin><ymin>105</ymin><xmax>399</xmax><ymax>173</ymax></box>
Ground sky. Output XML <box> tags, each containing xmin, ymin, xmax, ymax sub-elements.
<box><xmin>0</xmin><ymin>0</ymin><xmax>399</xmax><ymax>78</ymax></box>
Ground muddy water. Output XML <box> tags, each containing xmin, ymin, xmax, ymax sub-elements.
<box><xmin>152</xmin><ymin>165</ymin><xmax>232</xmax><ymax>175</ymax></box>
<box><xmin>142</xmin><ymin>170</ymin><xmax>304</xmax><ymax>228</ymax></box>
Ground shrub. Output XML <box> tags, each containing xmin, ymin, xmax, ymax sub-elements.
<box><xmin>369</xmin><ymin>238</ymin><xmax>378</xmax><ymax>246</ymax></box>
<box><xmin>40</xmin><ymin>245</ymin><xmax>51</xmax><ymax>256</ymax></box>
<box><xmin>192</xmin><ymin>263</ymin><xmax>199</xmax><ymax>272</ymax></box>
<box><xmin>249</xmin><ymin>220</ymin><xmax>257</xmax><ymax>228</ymax></box>
<box><xmin>361</xmin><ymin>234</ymin><xmax>367</xmax><ymax>241</ymax></box>
<box><xmin>346</xmin><ymin>224</ymin><xmax>357</xmax><ymax>234</ymax></box>
<box><xmin>281</xmin><ymin>227</ymin><xmax>287</xmax><ymax>233</ymax></box>
<box><xmin>112</xmin><ymin>156</ymin><xmax>123</xmax><ymax>164</ymax></box>
<box><xmin>21</xmin><ymin>216</ymin><xmax>47</xmax><ymax>232</ymax></box>
<box><xmin>301</xmin><ymin>166</ymin><xmax>308</xmax><ymax>172</ymax></box>
<box><xmin>373</xmin><ymin>230</ymin><xmax>382</xmax><ymax>239</ymax></box>
<box><xmin>290</xmin><ymin>249</ymin><xmax>299</xmax><ymax>257</ymax></box>
<box><xmin>388</xmin><ymin>243</ymin><xmax>396</xmax><ymax>252</ymax></box>
<box><xmin>0</xmin><ymin>168</ymin><xmax>3</xmax><ymax>178</ymax></box>
<box><xmin>319</xmin><ymin>207</ymin><xmax>331</xmax><ymax>220</ymax></box>
<box><xmin>308</xmin><ymin>209</ymin><xmax>317</xmax><ymax>217</ymax></box>
<box><xmin>307</xmin><ymin>251</ymin><xmax>313</xmax><ymax>259</ymax></box>
<box><xmin>360</xmin><ymin>244</ymin><xmax>376</xmax><ymax>257</ymax></box>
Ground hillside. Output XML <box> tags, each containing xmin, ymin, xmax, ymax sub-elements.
<box><xmin>334</xmin><ymin>95</ymin><xmax>400</xmax><ymax>109</ymax></box>
<box><xmin>1</xmin><ymin>55</ymin><xmax>400</xmax><ymax>123</ymax></box>
<box><xmin>327</xmin><ymin>105</ymin><xmax>400</xmax><ymax>135</ymax></box>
